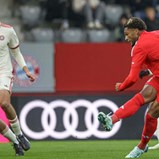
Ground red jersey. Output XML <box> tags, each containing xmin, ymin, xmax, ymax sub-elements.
<box><xmin>119</xmin><ymin>30</ymin><xmax>159</xmax><ymax>91</ymax></box>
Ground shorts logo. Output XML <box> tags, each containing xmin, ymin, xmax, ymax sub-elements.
<box><xmin>4</xmin><ymin>84</ymin><xmax>8</xmax><ymax>88</ymax></box>
<box><xmin>0</xmin><ymin>35</ymin><xmax>4</xmax><ymax>40</ymax></box>
<box><xmin>12</xmin><ymin>55</ymin><xmax>39</xmax><ymax>87</ymax></box>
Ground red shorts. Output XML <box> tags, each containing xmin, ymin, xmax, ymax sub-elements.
<box><xmin>146</xmin><ymin>76</ymin><xmax>159</xmax><ymax>102</ymax></box>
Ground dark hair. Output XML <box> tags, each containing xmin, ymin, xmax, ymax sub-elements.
<box><xmin>124</xmin><ymin>17</ymin><xmax>147</xmax><ymax>30</ymax></box>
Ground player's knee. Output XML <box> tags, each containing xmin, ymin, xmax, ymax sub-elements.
<box><xmin>1</xmin><ymin>101</ymin><xmax>10</xmax><ymax>111</ymax></box>
<box><xmin>148</xmin><ymin>102</ymin><xmax>159</xmax><ymax>118</ymax></box>
<box><xmin>141</xmin><ymin>85</ymin><xmax>157</xmax><ymax>103</ymax></box>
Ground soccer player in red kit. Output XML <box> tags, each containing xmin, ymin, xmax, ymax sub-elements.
<box><xmin>98</xmin><ymin>17</ymin><xmax>159</xmax><ymax>158</ymax></box>
<box><xmin>0</xmin><ymin>22</ymin><xmax>35</xmax><ymax>156</ymax></box>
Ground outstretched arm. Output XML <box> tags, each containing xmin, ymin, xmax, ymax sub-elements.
<box><xmin>116</xmin><ymin>46</ymin><xmax>147</xmax><ymax>91</ymax></box>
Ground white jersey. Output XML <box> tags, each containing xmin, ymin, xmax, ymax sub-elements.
<box><xmin>0</xmin><ymin>22</ymin><xmax>19</xmax><ymax>77</ymax></box>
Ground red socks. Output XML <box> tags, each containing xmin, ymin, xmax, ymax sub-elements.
<box><xmin>111</xmin><ymin>93</ymin><xmax>144</xmax><ymax>124</ymax></box>
<box><xmin>138</xmin><ymin>113</ymin><xmax>157</xmax><ymax>150</ymax></box>
<box><xmin>110</xmin><ymin>93</ymin><xmax>157</xmax><ymax>150</ymax></box>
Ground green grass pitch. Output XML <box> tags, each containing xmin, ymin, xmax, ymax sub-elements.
<box><xmin>0</xmin><ymin>140</ymin><xmax>158</xmax><ymax>159</ymax></box>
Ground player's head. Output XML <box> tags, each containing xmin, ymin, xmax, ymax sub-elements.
<box><xmin>123</xmin><ymin>17</ymin><xmax>147</xmax><ymax>46</ymax></box>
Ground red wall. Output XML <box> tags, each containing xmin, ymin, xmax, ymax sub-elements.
<box><xmin>55</xmin><ymin>43</ymin><xmax>148</xmax><ymax>92</ymax></box>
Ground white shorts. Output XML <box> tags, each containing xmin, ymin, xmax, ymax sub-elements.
<box><xmin>0</xmin><ymin>76</ymin><xmax>14</xmax><ymax>92</ymax></box>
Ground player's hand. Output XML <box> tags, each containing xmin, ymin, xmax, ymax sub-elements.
<box><xmin>26</xmin><ymin>72</ymin><xmax>36</xmax><ymax>82</ymax></box>
<box><xmin>23</xmin><ymin>66</ymin><xmax>36</xmax><ymax>82</ymax></box>
<box><xmin>139</xmin><ymin>70</ymin><xmax>150</xmax><ymax>79</ymax></box>
<box><xmin>115</xmin><ymin>83</ymin><xmax>121</xmax><ymax>92</ymax></box>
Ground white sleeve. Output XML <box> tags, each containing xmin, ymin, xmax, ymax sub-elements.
<box><xmin>11</xmin><ymin>47</ymin><xmax>27</xmax><ymax>69</ymax></box>
<box><xmin>8</xmin><ymin>27</ymin><xmax>19</xmax><ymax>49</ymax></box>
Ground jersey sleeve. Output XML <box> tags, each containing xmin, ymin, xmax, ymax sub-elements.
<box><xmin>8</xmin><ymin>27</ymin><xmax>19</xmax><ymax>49</ymax></box>
<box><xmin>118</xmin><ymin>46</ymin><xmax>147</xmax><ymax>91</ymax></box>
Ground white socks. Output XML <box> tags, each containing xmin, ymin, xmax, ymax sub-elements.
<box><xmin>9</xmin><ymin>116</ymin><xmax>22</xmax><ymax>136</ymax></box>
<box><xmin>3</xmin><ymin>126</ymin><xmax>18</xmax><ymax>144</ymax></box>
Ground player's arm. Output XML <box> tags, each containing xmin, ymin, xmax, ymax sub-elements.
<box><xmin>9</xmin><ymin>28</ymin><xmax>35</xmax><ymax>82</ymax></box>
<box><xmin>11</xmin><ymin>47</ymin><xmax>35</xmax><ymax>82</ymax></box>
<box><xmin>139</xmin><ymin>69</ymin><xmax>153</xmax><ymax>79</ymax></box>
<box><xmin>116</xmin><ymin>66</ymin><xmax>140</xmax><ymax>91</ymax></box>
<box><xmin>116</xmin><ymin>47</ymin><xmax>146</xmax><ymax>91</ymax></box>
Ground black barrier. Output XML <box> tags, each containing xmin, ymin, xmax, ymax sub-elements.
<box><xmin>12</xmin><ymin>94</ymin><xmax>148</xmax><ymax>140</ymax></box>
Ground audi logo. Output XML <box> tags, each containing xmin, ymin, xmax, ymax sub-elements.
<box><xmin>20</xmin><ymin>99</ymin><xmax>122</xmax><ymax>139</ymax></box>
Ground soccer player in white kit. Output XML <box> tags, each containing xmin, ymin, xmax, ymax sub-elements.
<box><xmin>0</xmin><ymin>22</ymin><xmax>35</xmax><ymax>155</ymax></box>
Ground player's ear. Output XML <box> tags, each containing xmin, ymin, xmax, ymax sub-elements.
<box><xmin>134</xmin><ymin>29</ymin><xmax>139</xmax><ymax>36</ymax></box>
<box><xmin>134</xmin><ymin>29</ymin><xmax>139</xmax><ymax>35</ymax></box>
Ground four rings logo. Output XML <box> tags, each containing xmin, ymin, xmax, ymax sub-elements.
<box><xmin>20</xmin><ymin>99</ymin><xmax>122</xmax><ymax>140</ymax></box>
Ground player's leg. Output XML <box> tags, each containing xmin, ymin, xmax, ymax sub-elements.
<box><xmin>98</xmin><ymin>76</ymin><xmax>158</xmax><ymax>131</ymax></box>
<box><xmin>98</xmin><ymin>93</ymin><xmax>145</xmax><ymax>131</ymax></box>
<box><xmin>114</xmin><ymin>84</ymin><xmax>156</xmax><ymax>122</ymax></box>
<box><xmin>126</xmin><ymin>77</ymin><xmax>159</xmax><ymax>158</ymax></box>
<box><xmin>0</xmin><ymin>89</ymin><xmax>30</xmax><ymax>151</ymax></box>
<box><xmin>9</xmin><ymin>107</ymin><xmax>31</xmax><ymax>151</ymax></box>
<box><xmin>0</xmin><ymin>76</ymin><xmax>30</xmax><ymax>151</ymax></box>
<box><xmin>0</xmin><ymin>119</ymin><xmax>24</xmax><ymax>156</ymax></box>
<box><xmin>149</xmin><ymin>118</ymin><xmax>159</xmax><ymax>149</ymax></box>
<box><xmin>138</xmin><ymin>101</ymin><xmax>158</xmax><ymax>150</ymax></box>
<box><xmin>137</xmin><ymin>77</ymin><xmax>159</xmax><ymax>149</ymax></box>
<box><xmin>98</xmin><ymin>84</ymin><xmax>156</xmax><ymax>131</ymax></box>
<box><xmin>125</xmin><ymin>100</ymin><xmax>158</xmax><ymax>158</ymax></box>
<box><xmin>145</xmin><ymin>104</ymin><xmax>159</xmax><ymax>149</ymax></box>
<box><xmin>155</xmin><ymin>118</ymin><xmax>159</xmax><ymax>141</ymax></box>
<box><xmin>144</xmin><ymin>104</ymin><xmax>159</xmax><ymax>150</ymax></box>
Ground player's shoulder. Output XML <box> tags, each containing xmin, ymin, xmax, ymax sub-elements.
<box><xmin>132</xmin><ymin>40</ymin><xmax>144</xmax><ymax>54</ymax></box>
<box><xmin>0</xmin><ymin>22</ymin><xmax>15</xmax><ymax>35</ymax></box>
<box><xmin>0</xmin><ymin>22</ymin><xmax>13</xmax><ymax>29</ymax></box>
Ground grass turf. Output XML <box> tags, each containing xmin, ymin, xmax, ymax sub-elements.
<box><xmin>0</xmin><ymin>140</ymin><xmax>158</xmax><ymax>159</ymax></box>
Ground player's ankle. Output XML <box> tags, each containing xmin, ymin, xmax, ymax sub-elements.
<box><xmin>138</xmin><ymin>143</ymin><xmax>146</xmax><ymax>150</ymax></box>
<box><xmin>111</xmin><ymin>114</ymin><xmax>120</xmax><ymax>124</ymax></box>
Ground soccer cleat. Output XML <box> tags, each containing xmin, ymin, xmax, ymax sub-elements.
<box><xmin>125</xmin><ymin>145</ymin><xmax>148</xmax><ymax>158</ymax></box>
<box><xmin>17</xmin><ymin>134</ymin><xmax>30</xmax><ymax>151</ymax></box>
<box><xmin>149</xmin><ymin>143</ymin><xmax>159</xmax><ymax>150</ymax></box>
<box><xmin>98</xmin><ymin>112</ymin><xmax>113</xmax><ymax>131</ymax></box>
<box><xmin>13</xmin><ymin>143</ymin><xmax>24</xmax><ymax>156</ymax></box>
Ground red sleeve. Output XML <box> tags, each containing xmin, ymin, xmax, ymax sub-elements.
<box><xmin>118</xmin><ymin>45</ymin><xmax>147</xmax><ymax>91</ymax></box>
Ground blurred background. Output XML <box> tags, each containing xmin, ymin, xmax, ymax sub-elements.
<box><xmin>0</xmin><ymin>0</ymin><xmax>159</xmax><ymax>142</ymax></box>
